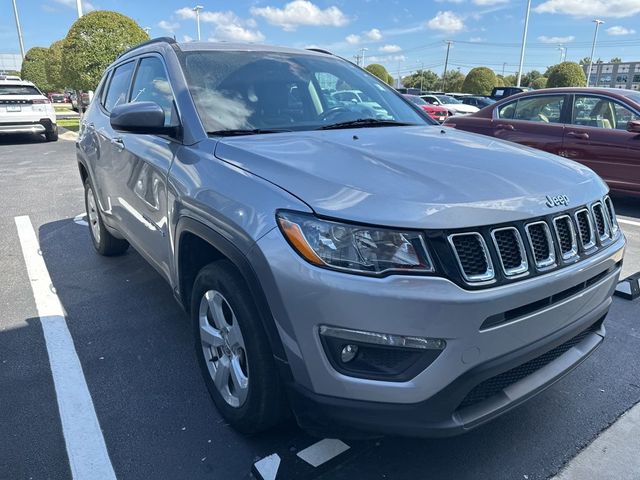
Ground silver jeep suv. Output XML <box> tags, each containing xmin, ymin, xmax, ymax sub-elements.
<box><xmin>77</xmin><ymin>38</ymin><xmax>625</xmax><ymax>437</ymax></box>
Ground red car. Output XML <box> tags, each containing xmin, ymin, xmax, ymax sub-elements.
<box><xmin>403</xmin><ymin>94</ymin><xmax>449</xmax><ymax>123</ymax></box>
<box><xmin>445</xmin><ymin>88</ymin><xmax>640</xmax><ymax>197</ymax></box>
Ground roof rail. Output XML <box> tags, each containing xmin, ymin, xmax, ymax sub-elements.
<box><xmin>306</xmin><ymin>48</ymin><xmax>333</xmax><ymax>56</ymax></box>
<box><xmin>118</xmin><ymin>36</ymin><xmax>177</xmax><ymax>58</ymax></box>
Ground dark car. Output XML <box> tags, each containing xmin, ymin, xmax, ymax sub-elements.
<box><xmin>461</xmin><ymin>96</ymin><xmax>496</xmax><ymax>109</ymax></box>
<box><xmin>490</xmin><ymin>86</ymin><xmax>531</xmax><ymax>100</ymax></box>
<box><xmin>445</xmin><ymin>87</ymin><xmax>640</xmax><ymax>196</ymax></box>
<box><xmin>48</xmin><ymin>92</ymin><xmax>66</xmax><ymax>103</ymax></box>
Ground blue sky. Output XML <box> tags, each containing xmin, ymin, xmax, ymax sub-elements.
<box><xmin>3</xmin><ymin>0</ymin><xmax>640</xmax><ymax>76</ymax></box>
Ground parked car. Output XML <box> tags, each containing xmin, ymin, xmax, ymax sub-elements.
<box><xmin>421</xmin><ymin>94</ymin><xmax>479</xmax><ymax>116</ymax></box>
<box><xmin>78</xmin><ymin>39</ymin><xmax>624</xmax><ymax>438</ymax></box>
<box><xmin>0</xmin><ymin>78</ymin><xmax>57</xmax><ymax>141</ymax></box>
<box><xmin>490</xmin><ymin>86</ymin><xmax>532</xmax><ymax>100</ymax></box>
<box><xmin>48</xmin><ymin>92</ymin><xmax>67</xmax><ymax>103</ymax></box>
<box><xmin>461</xmin><ymin>96</ymin><xmax>496</xmax><ymax>109</ymax></box>
<box><xmin>331</xmin><ymin>89</ymin><xmax>391</xmax><ymax>119</ymax></box>
<box><xmin>403</xmin><ymin>94</ymin><xmax>449</xmax><ymax>122</ymax></box>
<box><xmin>445</xmin><ymin>87</ymin><xmax>640</xmax><ymax>197</ymax></box>
<box><xmin>70</xmin><ymin>91</ymin><xmax>90</xmax><ymax>111</ymax></box>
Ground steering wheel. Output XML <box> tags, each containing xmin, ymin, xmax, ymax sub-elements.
<box><xmin>319</xmin><ymin>106</ymin><xmax>352</xmax><ymax>123</ymax></box>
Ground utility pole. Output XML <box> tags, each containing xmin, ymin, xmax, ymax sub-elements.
<box><xmin>557</xmin><ymin>46</ymin><xmax>566</xmax><ymax>63</ymax></box>
<box><xmin>420</xmin><ymin>61</ymin><xmax>424</xmax><ymax>93</ymax></box>
<box><xmin>442</xmin><ymin>41</ymin><xmax>452</xmax><ymax>92</ymax></box>
<box><xmin>11</xmin><ymin>0</ymin><xmax>25</xmax><ymax>59</ymax></box>
<box><xmin>502</xmin><ymin>62</ymin><xmax>507</xmax><ymax>77</ymax></box>
<box><xmin>516</xmin><ymin>0</ymin><xmax>532</xmax><ymax>87</ymax></box>
<box><xmin>359</xmin><ymin>48</ymin><xmax>368</xmax><ymax>68</ymax></box>
<box><xmin>353</xmin><ymin>54</ymin><xmax>360</xmax><ymax>67</ymax></box>
<box><xmin>193</xmin><ymin>5</ymin><xmax>204</xmax><ymax>41</ymax></box>
<box><xmin>587</xmin><ymin>19</ymin><xmax>604</xmax><ymax>87</ymax></box>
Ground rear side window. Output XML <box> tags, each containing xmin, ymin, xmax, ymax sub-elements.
<box><xmin>0</xmin><ymin>85</ymin><xmax>41</xmax><ymax>95</ymax></box>
<box><xmin>103</xmin><ymin>62</ymin><xmax>135</xmax><ymax>112</ymax></box>
<box><xmin>498</xmin><ymin>95</ymin><xmax>565</xmax><ymax>123</ymax></box>
<box><xmin>130</xmin><ymin>57</ymin><xmax>179</xmax><ymax>127</ymax></box>
<box><xmin>572</xmin><ymin>95</ymin><xmax>640</xmax><ymax>130</ymax></box>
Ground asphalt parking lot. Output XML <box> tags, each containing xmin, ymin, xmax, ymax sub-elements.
<box><xmin>0</xmin><ymin>133</ymin><xmax>639</xmax><ymax>480</ymax></box>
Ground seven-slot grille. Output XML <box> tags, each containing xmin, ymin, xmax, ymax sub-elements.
<box><xmin>448</xmin><ymin>198</ymin><xmax>619</xmax><ymax>285</ymax></box>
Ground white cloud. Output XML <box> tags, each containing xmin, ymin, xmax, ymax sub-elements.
<box><xmin>367</xmin><ymin>54</ymin><xmax>406</xmax><ymax>63</ymax></box>
<box><xmin>365</xmin><ymin>28</ymin><xmax>383</xmax><ymax>40</ymax></box>
<box><xmin>158</xmin><ymin>20</ymin><xmax>180</xmax><ymax>34</ymax></box>
<box><xmin>250</xmin><ymin>0</ymin><xmax>349</xmax><ymax>31</ymax></box>
<box><xmin>607</xmin><ymin>25</ymin><xmax>636</xmax><ymax>35</ymax></box>
<box><xmin>436</xmin><ymin>0</ymin><xmax>465</xmax><ymax>3</ymax></box>
<box><xmin>469</xmin><ymin>36</ymin><xmax>486</xmax><ymax>42</ymax></box>
<box><xmin>537</xmin><ymin>35</ymin><xmax>575</xmax><ymax>43</ymax></box>
<box><xmin>346</xmin><ymin>34</ymin><xmax>361</xmax><ymax>45</ymax></box>
<box><xmin>534</xmin><ymin>0</ymin><xmax>640</xmax><ymax>17</ymax></box>
<box><xmin>472</xmin><ymin>0</ymin><xmax>509</xmax><ymax>4</ymax></box>
<box><xmin>427</xmin><ymin>11</ymin><xmax>465</xmax><ymax>32</ymax></box>
<box><xmin>379</xmin><ymin>44</ymin><xmax>402</xmax><ymax>53</ymax></box>
<box><xmin>53</xmin><ymin>0</ymin><xmax>95</xmax><ymax>12</ymax></box>
<box><xmin>175</xmin><ymin>7</ymin><xmax>264</xmax><ymax>43</ymax></box>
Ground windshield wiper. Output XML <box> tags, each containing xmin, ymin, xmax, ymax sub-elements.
<box><xmin>318</xmin><ymin>118</ymin><xmax>416</xmax><ymax>130</ymax></box>
<box><xmin>208</xmin><ymin>128</ymin><xmax>292</xmax><ymax>136</ymax></box>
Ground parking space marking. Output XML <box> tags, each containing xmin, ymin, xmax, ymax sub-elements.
<box><xmin>296</xmin><ymin>438</ymin><xmax>351</xmax><ymax>468</ymax></box>
<box><xmin>252</xmin><ymin>453</ymin><xmax>281</xmax><ymax>480</ymax></box>
<box><xmin>73</xmin><ymin>214</ymin><xmax>88</xmax><ymax>227</ymax></box>
<box><xmin>14</xmin><ymin>215</ymin><xmax>116</xmax><ymax>480</ymax></box>
<box><xmin>618</xmin><ymin>218</ymin><xmax>640</xmax><ymax>228</ymax></box>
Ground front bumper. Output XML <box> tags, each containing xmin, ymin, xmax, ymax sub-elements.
<box><xmin>249</xmin><ymin>229</ymin><xmax>624</xmax><ymax>436</ymax></box>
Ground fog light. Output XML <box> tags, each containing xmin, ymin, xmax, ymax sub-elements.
<box><xmin>341</xmin><ymin>344</ymin><xmax>358</xmax><ymax>363</ymax></box>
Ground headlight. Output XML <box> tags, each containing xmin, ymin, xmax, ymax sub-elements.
<box><xmin>276</xmin><ymin>211</ymin><xmax>434</xmax><ymax>275</ymax></box>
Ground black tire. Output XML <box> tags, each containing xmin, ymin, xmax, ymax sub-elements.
<box><xmin>84</xmin><ymin>179</ymin><xmax>129</xmax><ymax>256</ymax></box>
<box><xmin>192</xmin><ymin>260</ymin><xmax>286</xmax><ymax>434</ymax></box>
<box><xmin>45</xmin><ymin>127</ymin><xmax>58</xmax><ymax>142</ymax></box>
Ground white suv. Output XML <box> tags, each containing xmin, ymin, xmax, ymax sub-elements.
<box><xmin>0</xmin><ymin>79</ymin><xmax>58</xmax><ymax>141</ymax></box>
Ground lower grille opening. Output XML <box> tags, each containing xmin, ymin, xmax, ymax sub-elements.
<box><xmin>481</xmin><ymin>262</ymin><xmax>620</xmax><ymax>330</ymax></box>
<box><xmin>457</xmin><ymin>319</ymin><xmax>604</xmax><ymax>411</ymax></box>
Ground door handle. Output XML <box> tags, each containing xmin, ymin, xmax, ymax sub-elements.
<box><xmin>566</xmin><ymin>131</ymin><xmax>589</xmax><ymax>140</ymax></box>
<box><xmin>496</xmin><ymin>124</ymin><xmax>515</xmax><ymax>131</ymax></box>
<box><xmin>110</xmin><ymin>137</ymin><xmax>125</xmax><ymax>150</ymax></box>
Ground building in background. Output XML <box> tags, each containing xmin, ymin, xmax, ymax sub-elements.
<box><xmin>0</xmin><ymin>53</ymin><xmax>22</xmax><ymax>74</ymax></box>
<box><xmin>584</xmin><ymin>61</ymin><xmax>640</xmax><ymax>90</ymax></box>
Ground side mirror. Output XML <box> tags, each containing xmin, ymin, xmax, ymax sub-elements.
<box><xmin>110</xmin><ymin>101</ymin><xmax>176</xmax><ymax>135</ymax></box>
<box><xmin>627</xmin><ymin>120</ymin><xmax>640</xmax><ymax>134</ymax></box>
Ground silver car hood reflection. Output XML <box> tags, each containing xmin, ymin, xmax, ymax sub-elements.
<box><xmin>214</xmin><ymin>126</ymin><xmax>607</xmax><ymax>229</ymax></box>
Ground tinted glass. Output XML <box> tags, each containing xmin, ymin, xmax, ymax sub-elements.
<box><xmin>499</xmin><ymin>95</ymin><xmax>564</xmax><ymax>123</ymax></box>
<box><xmin>179</xmin><ymin>51</ymin><xmax>429</xmax><ymax>133</ymax></box>
<box><xmin>572</xmin><ymin>95</ymin><xmax>640</xmax><ymax>130</ymax></box>
<box><xmin>130</xmin><ymin>57</ymin><xmax>179</xmax><ymax>127</ymax></box>
<box><xmin>103</xmin><ymin>61</ymin><xmax>135</xmax><ymax>112</ymax></box>
<box><xmin>0</xmin><ymin>85</ymin><xmax>41</xmax><ymax>95</ymax></box>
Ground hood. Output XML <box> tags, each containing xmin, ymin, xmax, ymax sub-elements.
<box><xmin>214</xmin><ymin>126</ymin><xmax>607</xmax><ymax>229</ymax></box>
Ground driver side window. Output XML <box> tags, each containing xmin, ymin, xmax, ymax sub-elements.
<box><xmin>572</xmin><ymin>95</ymin><xmax>640</xmax><ymax>130</ymax></box>
<box><xmin>130</xmin><ymin>57</ymin><xmax>179</xmax><ymax>127</ymax></box>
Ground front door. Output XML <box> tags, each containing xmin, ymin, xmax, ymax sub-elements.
<box><xmin>562</xmin><ymin>94</ymin><xmax>640</xmax><ymax>196</ymax></box>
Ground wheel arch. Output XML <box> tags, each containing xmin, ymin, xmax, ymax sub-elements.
<box><xmin>175</xmin><ymin>217</ymin><xmax>289</xmax><ymax>366</ymax></box>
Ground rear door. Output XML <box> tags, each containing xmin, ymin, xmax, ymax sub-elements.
<box><xmin>490</xmin><ymin>94</ymin><xmax>568</xmax><ymax>155</ymax></box>
<box><xmin>562</xmin><ymin>94</ymin><xmax>640</xmax><ymax>195</ymax></box>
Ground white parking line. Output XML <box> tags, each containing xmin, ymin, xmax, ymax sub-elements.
<box><xmin>618</xmin><ymin>218</ymin><xmax>640</xmax><ymax>228</ymax></box>
<box><xmin>296</xmin><ymin>438</ymin><xmax>350</xmax><ymax>467</ymax></box>
<box><xmin>14</xmin><ymin>215</ymin><xmax>116</xmax><ymax>480</ymax></box>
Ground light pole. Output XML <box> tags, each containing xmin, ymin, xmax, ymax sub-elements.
<box><xmin>516</xmin><ymin>0</ymin><xmax>532</xmax><ymax>87</ymax></box>
<box><xmin>193</xmin><ymin>5</ymin><xmax>204</xmax><ymax>41</ymax></box>
<box><xmin>11</xmin><ymin>0</ymin><xmax>25</xmax><ymax>59</ymax></box>
<box><xmin>586</xmin><ymin>19</ymin><xmax>604</xmax><ymax>87</ymax></box>
<box><xmin>442</xmin><ymin>41</ymin><xmax>452</xmax><ymax>92</ymax></box>
<box><xmin>419</xmin><ymin>61</ymin><xmax>424</xmax><ymax>93</ymax></box>
<box><xmin>75</xmin><ymin>0</ymin><xmax>83</xmax><ymax>17</ymax></box>
<box><xmin>557</xmin><ymin>46</ymin><xmax>566</xmax><ymax>63</ymax></box>
<box><xmin>502</xmin><ymin>62</ymin><xmax>507</xmax><ymax>77</ymax></box>
<box><xmin>359</xmin><ymin>48</ymin><xmax>368</xmax><ymax>68</ymax></box>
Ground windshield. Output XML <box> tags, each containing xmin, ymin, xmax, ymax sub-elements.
<box><xmin>179</xmin><ymin>50</ymin><xmax>431</xmax><ymax>133</ymax></box>
<box><xmin>436</xmin><ymin>95</ymin><xmax>461</xmax><ymax>104</ymax></box>
<box><xmin>405</xmin><ymin>95</ymin><xmax>427</xmax><ymax>106</ymax></box>
<box><xmin>0</xmin><ymin>85</ymin><xmax>41</xmax><ymax>96</ymax></box>
<box><xmin>618</xmin><ymin>90</ymin><xmax>640</xmax><ymax>105</ymax></box>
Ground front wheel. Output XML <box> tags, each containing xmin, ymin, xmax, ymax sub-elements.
<box><xmin>84</xmin><ymin>179</ymin><xmax>129</xmax><ymax>256</ymax></box>
<box><xmin>192</xmin><ymin>260</ymin><xmax>286</xmax><ymax>433</ymax></box>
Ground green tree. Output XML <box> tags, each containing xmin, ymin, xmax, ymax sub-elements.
<box><xmin>546</xmin><ymin>62</ymin><xmax>586</xmax><ymax>88</ymax></box>
<box><xmin>21</xmin><ymin>47</ymin><xmax>53</xmax><ymax>92</ymax></box>
<box><xmin>46</xmin><ymin>40</ymin><xmax>65</xmax><ymax>91</ymax></box>
<box><xmin>365</xmin><ymin>64</ymin><xmax>393</xmax><ymax>85</ymax></box>
<box><xmin>521</xmin><ymin>70</ymin><xmax>542</xmax><ymax>87</ymax></box>
<box><xmin>503</xmin><ymin>74</ymin><xmax>517</xmax><ymax>86</ymax></box>
<box><xmin>443</xmin><ymin>70</ymin><xmax>465</xmax><ymax>92</ymax></box>
<box><xmin>403</xmin><ymin>69</ymin><xmax>440</xmax><ymax>91</ymax></box>
<box><xmin>610</xmin><ymin>57</ymin><xmax>622</xmax><ymax>63</ymax></box>
<box><xmin>578</xmin><ymin>57</ymin><xmax>603</xmax><ymax>66</ymax></box>
<box><xmin>62</xmin><ymin>11</ymin><xmax>149</xmax><ymax>91</ymax></box>
<box><xmin>461</xmin><ymin>67</ymin><xmax>496</xmax><ymax>95</ymax></box>
<box><xmin>386</xmin><ymin>73</ymin><xmax>395</xmax><ymax>86</ymax></box>
<box><xmin>530</xmin><ymin>77</ymin><xmax>548</xmax><ymax>89</ymax></box>
<box><xmin>494</xmin><ymin>75</ymin><xmax>505</xmax><ymax>87</ymax></box>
